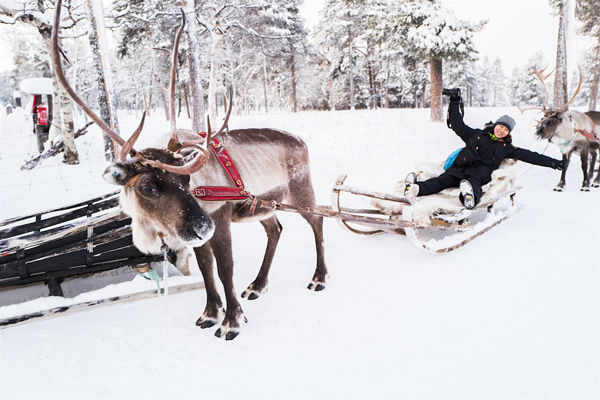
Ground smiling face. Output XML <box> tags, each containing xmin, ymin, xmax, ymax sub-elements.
<box><xmin>494</xmin><ymin>124</ymin><xmax>510</xmax><ymax>138</ymax></box>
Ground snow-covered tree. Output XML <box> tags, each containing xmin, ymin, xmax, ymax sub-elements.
<box><xmin>576</xmin><ymin>0</ymin><xmax>600</xmax><ymax>110</ymax></box>
<box><xmin>398</xmin><ymin>0</ymin><xmax>481</xmax><ymax>121</ymax></box>
<box><xmin>508</xmin><ymin>53</ymin><xmax>551</xmax><ymax>109</ymax></box>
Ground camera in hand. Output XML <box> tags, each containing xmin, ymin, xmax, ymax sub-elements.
<box><xmin>442</xmin><ymin>88</ymin><xmax>461</xmax><ymax>100</ymax></box>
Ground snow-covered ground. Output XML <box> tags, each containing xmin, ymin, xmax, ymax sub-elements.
<box><xmin>0</xmin><ymin>107</ymin><xmax>598</xmax><ymax>399</ymax></box>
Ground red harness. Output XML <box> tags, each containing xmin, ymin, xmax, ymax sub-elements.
<box><xmin>574</xmin><ymin>114</ymin><xmax>599</xmax><ymax>142</ymax></box>
<box><xmin>189</xmin><ymin>132</ymin><xmax>253</xmax><ymax>203</ymax></box>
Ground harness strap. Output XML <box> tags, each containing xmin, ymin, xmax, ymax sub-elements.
<box><xmin>192</xmin><ymin>186</ymin><xmax>250</xmax><ymax>201</ymax></box>
<box><xmin>190</xmin><ymin>132</ymin><xmax>252</xmax><ymax>201</ymax></box>
<box><xmin>574</xmin><ymin>114</ymin><xmax>598</xmax><ymax>141</ymax></box>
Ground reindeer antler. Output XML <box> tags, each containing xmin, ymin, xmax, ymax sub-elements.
<box><xmin>51</xmin><ymin>0</ymin><xmax>126</xmax><ymax>150</ymax></box>
<box><xmin>533</xmin><ymin>66</ymin><xmax>555</xmax><ymax>112</ymax></box>
<box><xmin>51</xmin><ymin>0</ymin><xmax>208</xmax><ymax>174</ymax></box>
<box><xmin>206</xmin><ymin>87</ymin><xmax>234</xmax><ymax>145</ymax></box>
<box><xmin>557</xmin><ymin>65</ymin><xmax>583</xmax><ymax>113</ymax></box>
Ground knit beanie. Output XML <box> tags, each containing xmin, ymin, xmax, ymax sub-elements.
<box><xmin>494</xmin><ymin>115</ymin><xmax>516</xmax><ymax>133</ymax></box>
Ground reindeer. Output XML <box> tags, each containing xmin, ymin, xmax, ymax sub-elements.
<box><xmin>532</xmin><ymin>67</ymin><xmax>600</xmax><ymax>191</ymax></box>
<box><xmin>51</xmin><ymin>0</ymin><xmax>327</xmax><ymax>340</ymax></box>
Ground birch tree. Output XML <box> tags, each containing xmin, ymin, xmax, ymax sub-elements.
<box><xmin>551</xmin><ymin>0</ymin><xmax>571</xmax><ymax>108</ymax></box>
<box><xmin>85</xmin><ymin>0</ymin><xmax>118</xmax><ymax>161</ymax></box>
<box><xmin>0</xmin><ymin>1</ymin><xmax>80</xmax><ymax>164</ymax></box>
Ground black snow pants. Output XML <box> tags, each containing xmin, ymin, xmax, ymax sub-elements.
<box><xmin>416</xmin><ymin>172</ymin><xmax>484</xmax><ymax>205</ymax></box>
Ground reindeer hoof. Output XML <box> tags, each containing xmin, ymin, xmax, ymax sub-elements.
<box><xmin>307</xmin><ymin>281</ymin><xmax>326</xmax><ymax>291</ymax></box>
<box><xmin>553</xmin><ymin>187</ymin><xmax>564</xmax><ymax>192</ymax></box>
<box><xmin>241</xmin><ymin>285</ymin><xmax>268</xmax><ymax>300</ymax></box>
<box><xmin>242</xmin><ymin>291</ymin><xmax>260</xmax><ymax>300</ymax></box>
<box><xmin>215</xmin><ymin>315</ymin><xmax>248</xmax><ymax>341</ymax></box>
<box><xmin>581</xmin><ymin>187</ymin><xmax>591</xmax><ymax>192</ymax></box>
<box><xmin>196</xmin><ymin>317</ymin><xmax>217</xmax><ymax>329</ymax></box>
<box><xmin>592</xmin><ymin>183</ymin><xmax>600</xmax><ymax>188</ymax></box>
<box><xmin>215</xmin><ymin>327</ymin><xmax>240</xmax><ymax>341</ymax></box>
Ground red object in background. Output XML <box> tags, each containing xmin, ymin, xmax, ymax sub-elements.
<box><xmin>37</xmin><ymin>105</ymin><xmax>48</xmax><ymax>125</ymax></box>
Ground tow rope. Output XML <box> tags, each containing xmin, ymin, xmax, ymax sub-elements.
<box><xmin>189</xmin><ymin>132</ymin><xmax>258</xmax><ymax>211</ymax></box>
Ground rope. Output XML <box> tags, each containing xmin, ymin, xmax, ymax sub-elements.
<box><xmin>136</xmin><ymin>240</ymin><xmax>170</xmax><ymax>297</ymax></box>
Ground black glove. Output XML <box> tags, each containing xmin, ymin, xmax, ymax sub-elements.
<box><xmin>550</xmin><ymin>159</ymin><xmax>564</xmax><ymax>170</ymax></box>
<box><xmin>443</xmin><ymin>88</ymin><xmax>461</xmax><ymax>102</ymax></box>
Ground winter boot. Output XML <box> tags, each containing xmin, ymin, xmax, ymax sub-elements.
<box><xmin>404</xmin><ymin>172</ymin><xmax>419</xmax><ymax>198</ymax></box>
<box><xmin>459</xmin><ymin>179</ymin><xmax>475</xmax><ymax>209</ymax></box>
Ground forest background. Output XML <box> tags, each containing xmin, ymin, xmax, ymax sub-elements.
<box><xmin>0</xmin><ymin>0</ymin><xmax>599</xmax><ymax>146</ymax></box>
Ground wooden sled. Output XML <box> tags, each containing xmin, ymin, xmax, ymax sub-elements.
<box><xmin>330</xmin><ymin>174</ymin><xmax>523</xmax><ymax>253</ymax></box>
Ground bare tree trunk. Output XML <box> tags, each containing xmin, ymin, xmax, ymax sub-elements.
<box><xmin>554</xmin><ymin>0</ymin><xmax>569</xmax><ymax>108</ymax></box>
<box><xmin>367</xmin><ymin>62</ymin><xmax>375</xmax><ymax>109</ymax></box>
<box><xmin>290</xmin><ymin>42</ymin><xmax>297</xmax><ymax>113</ymax></box>
<box><xmin>183</xmin><ymin>0</ymin><xmax>206</xmax><ymax>132</ymax></box>
<box><xmin>348</xmin><ymin>25</ymin><xmax>355</xmax><ymax>110</ymax></box>
<box><xmin>430</xmin><ymin>56</ymin><xmax>443</xmax><ymax>122</ymax></box>
<box><xmin>86</xmin><ymin>0</ymin><xmax>118</xmax><ymax>161</ymax></box>
<box><xmin>589</xmin><ymin>36</ymin><xmax>600</xmax><ymax>111</ymax></box>
<box><xmin>207</xmin><ymin>28</ymin><xmax>225</xmax><ymax>120</ymax></box>
<box><xmin>262</xmin><ymin>54</ymin><xmax>269</xmax><ymax>113</ymax></box>
<box><xmin>144</xmin><ymin>23</ymin><xmax>168</xmax><ymax>121</ymax></box>
<box><xmin>55</xmin><ymin>79</ymin><xmax>79</xmax><ymax>164</ymax></box>
<box><xmin>385</xmin><ymin>66</ymin><xmax>390</xmax><ymax>109</ymax></box>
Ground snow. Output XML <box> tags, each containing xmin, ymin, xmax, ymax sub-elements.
<box><xmin>19</xmin><ymin>78</ymin><xmax>54</xmax><ymax>95</ymax></box>
<box><xmin>0</xmin><ymin>108</ymin><xmax>599</xmax><ymax>399</ymax></box>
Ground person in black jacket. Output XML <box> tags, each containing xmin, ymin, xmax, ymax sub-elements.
<box><xmin>404</xmin><ymin>89</ymin><xmax>563</xmax><ymax>209</ymax></box>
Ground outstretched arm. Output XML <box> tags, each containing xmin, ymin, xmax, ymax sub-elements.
<box><xmin>512</xmin><ymin>148</ymin><xmax>563</xmax><ymax>169</ymax></box>
<box><xmin>448</xmin><ymin>100</ymin><xmax>478</xmax><ymax>143</ymax></box>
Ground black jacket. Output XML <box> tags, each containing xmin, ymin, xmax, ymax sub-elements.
<box><xmin>446</xmin><ymin>100</ymin><xmax>557</xmax><ymax>184</ymax></box>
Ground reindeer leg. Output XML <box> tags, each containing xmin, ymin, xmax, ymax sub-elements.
<box><xmin>210</xmin><ymin>207</ymin><xmax>246</xmax><ymax>340</ymax></box>
<box><xmin>289</xmin><ymin>175</ymin><xmax>328</xmax><ymax>291</ymax></box>
<box><xmin>554</xmin><ymin>153</ymin><xmax>569</xmax><ymax>191</ymax></box>
<box><xmin>580</xmin><ymin>149</ymin><xmax>590</xmax><ymax>191</ymax></box>
<box><xmin>590</xmin><ymin>150</ymin><xmax>600</xmax><ymax>188</ymax></box>
<box><xmin>242</xmin><ymin>215</ymin><xmax>282</xmax><ymax>300</ymax></box>
<box><xmin>303</xmin><ymin>213</ymin><xmax>328</xmax><ymax>291</ymax></box>
<box><xmin>193</xmin><ymin>243</ymin><xmax>223</xmax><ymax>329</ymax></box>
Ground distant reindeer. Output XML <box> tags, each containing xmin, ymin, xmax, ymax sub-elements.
<box><xmin>532</xmin><ymin>67</ymin><xmax>600</xmax><ymax>191</ymax></box>
<box><xmin>51</xmin><ymin>0</ymin><xmax>327</xmax><ymax>340</ymax></box>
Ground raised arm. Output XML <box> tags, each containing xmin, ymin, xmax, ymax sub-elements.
<box><xmin>448</xmin><ymin>100</ymin><xmax>479</xmax><ymax>143</ymax></box>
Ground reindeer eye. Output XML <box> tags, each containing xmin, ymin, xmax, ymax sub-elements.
<box><xmin>141</xmin><ymin>185</ymin><xmax>154</xmax><ymax>193</ymax></box>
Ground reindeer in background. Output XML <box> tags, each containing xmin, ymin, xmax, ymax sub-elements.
<box><xmin>51</xmin><ymin>0</ymin><xmax>328</xmax><ymax>340</ymax></box>
<box><xmin>532</xmin><ymin>67</ymin><xmax>600</xmax><ymax>191</ymax></box>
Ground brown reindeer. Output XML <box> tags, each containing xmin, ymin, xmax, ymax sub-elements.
<box><xmin>532</xmin><ymin>67</ymin><xmax>600</xmax><ymax>191</ymax></box>
<box><xmin>51</xmin><ymin>0</ymin><xmax>327</xmax><ymax>340</ymax></box>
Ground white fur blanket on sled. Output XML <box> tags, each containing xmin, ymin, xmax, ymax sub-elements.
<box><xmin>371</xmin><ymin>159</ymin><xmax>518</xmax><ymax>224</ymax></box>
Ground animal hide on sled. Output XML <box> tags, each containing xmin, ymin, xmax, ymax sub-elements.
<box><xmin>371</xmin><ymin>159</ymin><xmax>518</xmax><ymax>224</ymax></box>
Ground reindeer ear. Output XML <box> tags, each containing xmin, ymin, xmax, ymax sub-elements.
<box><xmin>103</xmin><ymin>163</ymin><xmax>136</xmax><ymax>186</ymax></box>
<box><xmin>179</xmin><ymin>147</ymin><xmax>203</xmax><ymax>163</ymax></box>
